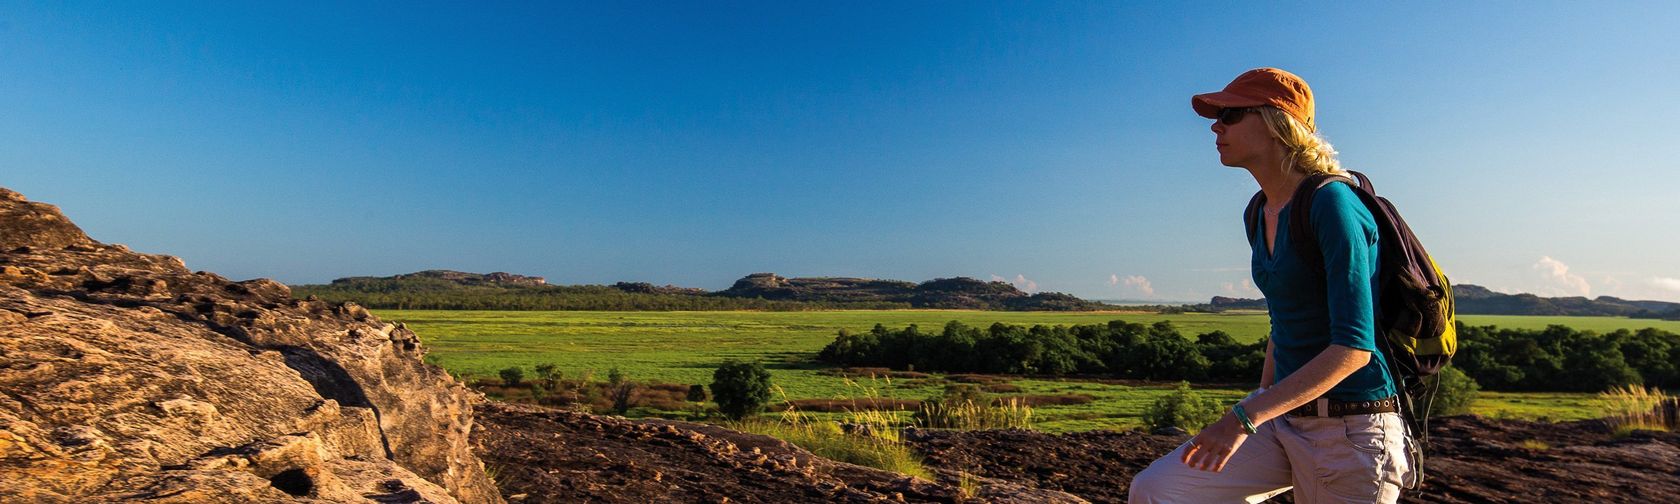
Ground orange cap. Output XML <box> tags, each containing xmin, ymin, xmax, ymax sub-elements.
<box><xmin>1192</xmin><ymin>68</ymin><xmax>1315</xmax><ymax>131</ymax></box>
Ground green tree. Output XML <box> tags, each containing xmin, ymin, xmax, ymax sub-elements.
<box><xmin>1142</xmin><ymin>382</ymin><xmax>1225</xmax><ymax>433</ymax></box>
<box><xmin>1428</xmin><ymin>366</ymin><xmax>1480</xmax><ymax>416</ymax></box>
<box><xmin>609</xmin><ymin>381</ymin><xmax>637</xmax><ymax>414</ymax></box>
<box><xmin>534</xmin><ymin>363</ymin><xmax>561</xmax><ymax>389</ymax></box>
<box><xmin>498</xmin><ymin>366</ymin><xmax>524</xmax><ymax>387</ymax></box>
<box><xmin>686</xmin><ymin>384</ymin><xmax>708</xmax><ymax>402</ymax></box>
<box><xmin>711</xmin><ymin>360</ymin><xmax>773</xmax><ymax>420</ymax></box>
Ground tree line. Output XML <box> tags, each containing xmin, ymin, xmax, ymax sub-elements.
<box><xmin>818</xmin><ymin>319</ymin><xmax>1680</xmax><ymax>392</ymax></box>
<box><xmin>1454</xmin><ymin>324</ymin><xmax>1680</xmax><ymax>392</ymax></box>
<box><xmin>819</xmin><ymin>320</ymin><xmax>1266</xmax><ymax>383</ymax></box>
<box><xmin>291</xmin><ymin>284</ymin><xmax>912</xmax><ymax>311</ymax></box>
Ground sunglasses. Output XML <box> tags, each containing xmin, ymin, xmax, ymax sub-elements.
<box><xmin>1217</xmin><ymin>107</ymin><xmax>1253</xmax><ymax>125</ymax></box>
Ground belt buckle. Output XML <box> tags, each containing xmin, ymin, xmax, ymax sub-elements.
<box><xmin>1316</xmin><ymin>398</ymin><xmax>1330</xmax><ymax>417</ymax></box>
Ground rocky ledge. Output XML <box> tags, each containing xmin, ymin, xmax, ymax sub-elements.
<box><xmin>0</xmin><ymin>188</ymin><xmax>500</xmax><ymax>503</ymax></box>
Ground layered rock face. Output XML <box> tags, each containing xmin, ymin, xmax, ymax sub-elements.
<box><xmin>0</xmin><ymin>188</ymin><xmax>500</xmax><ymax>503</ymax></box>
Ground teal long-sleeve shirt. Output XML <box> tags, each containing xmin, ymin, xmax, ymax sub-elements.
<box><xmin>1251</xmin><ymin>181</ymin><xmax>1396</xmax><ymax>402</ymax></box>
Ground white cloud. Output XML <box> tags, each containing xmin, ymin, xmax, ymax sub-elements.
<box><xmin>1121</xmin><ymin>275</ymin><xmax>1155</xmax><ymax>296</ymax></box>
<box><xmin>1222</xmin><ymin>279</ymin><xmax>1259</xmax><ymax>297</ymax></box>
<box><xmin>1108</xmin><ymin>274</ymin><xmax>1120</xmax><ymax>287</ymax></box>
<box><xmin>1649</xmin><ymin>277</ymin><xmax>1680</xmax><ymax>293</ymax></box>
<box><xmin>1190</xmin><ymin>266</ymin><xmax>1250</xmax><ymax>273</ymax></box>
<box><xmin>1014</xmin><ymin>274</ymin><xmax>1039</xmax><ymax>293</ymax></box>
<box><xmin>1533</xmin><ymin>256</ymin><xmax>1591</xmax><ymax>297</ymax></box>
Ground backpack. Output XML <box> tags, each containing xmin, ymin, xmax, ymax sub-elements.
<box><xmin>1243</xmin><ymin>170</ymin><xmax>1458</xmax><ymax>447</ymax></box>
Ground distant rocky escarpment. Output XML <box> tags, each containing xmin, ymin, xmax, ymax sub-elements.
<box><xmin>1207</xmin><ymin>296</ymin><xmax>1268</xmax><ymax>310</ymax></box>
<box><xmin>297</xmin><ymin>271</ymin><xmax>1115</xmax><ymax>311</ymax></box>
<box><xmin>1454</xmin><ymin>284</ymin><xmax>1680</xmax><ymax>319</ymax></box>
<box><xmin>717</xmin><ymin>273</ymin><xmax>1109</xmax><ymax>311</ymax></box>
<box><xmin>1183</xmin><ymin>284</ymin><xmax>1680</xmax><ymax>319</ymax></box>
<box><xmin>331</xmin><ymin>270</ymin><xmax>547</xmax><ymax>289</ymax></box>
<box><xmin>0</xmin><ymin>188</ymin><xmax>500</xmax><ymax>503</ymax></box>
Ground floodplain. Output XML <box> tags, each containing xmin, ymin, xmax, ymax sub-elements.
<box><xmin>389</xmin><ymin>309</ymin><xmax>1680</xmax><ymax>432</ymax></box>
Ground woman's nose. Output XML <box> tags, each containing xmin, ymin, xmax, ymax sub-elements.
<box><xmin>1211</xmin><ymin>121</ymin><xmax>1225</xmax><ymax>134</ymax></box>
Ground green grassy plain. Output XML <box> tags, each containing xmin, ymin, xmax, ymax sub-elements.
<box><xmin>387</xmin><ymin>309</ymin><xmax>1676</xmax><ymax>432</ymax></box>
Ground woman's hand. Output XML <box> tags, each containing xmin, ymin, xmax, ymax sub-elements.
<box><xmin>1180</xmin><ymin>412</ymin><xmax>1250</xmax><ymax>472</ymax></box>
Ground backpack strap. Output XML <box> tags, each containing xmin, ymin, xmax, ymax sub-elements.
<box><xmin>1285</xmin><ymin>172</ymin><xmax>1360</xmax><ymax>273</ymax></box>
<box><xmin>1243</xmin><ymin>190</ymin><xmax>1265</xmax><ymax>246</ymax></box>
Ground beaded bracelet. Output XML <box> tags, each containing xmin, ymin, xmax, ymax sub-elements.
<box><xmin>1232</xmin><ymin>404</ymin><xmax>1258</xmax><ymax>434</ymax></box>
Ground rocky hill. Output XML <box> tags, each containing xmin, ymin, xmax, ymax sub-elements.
<box><xmin>1185</xmin><ymin>284</ymin><xmax>1680</xmax><ymax>319</ymax></box>
<box><xmin>717</xmin><ymin>272</ymin><xmax>1110</xmax><ymax>311</ymax></box>
<box><xmin>328</xmin><ymin>270</ymin><xmax>548</xmax><ymax>289</ymax></box>
<box><xmin>296</xmin><ymin>271</ymin><xmax>1115</xmax><ymax>311</ymax></box>
<box><xmin>1453</xmin><ymin>284</ymin><xmax>1680</xmax><ymax>319</ymax></box>
<box><xmin>0</xmin><ymin>188</ymin><xmax>500</xmax><ymax>503</ymax></box>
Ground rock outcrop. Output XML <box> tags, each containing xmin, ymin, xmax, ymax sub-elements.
<box><xmin>473</xmin><ymin>402</ymin><xmax>1087</xmax><ymax>503</ymax></box>
<box><xmin>0</xmin><ymin>188</ymin><xmax>500</xmax><ymax>503</ymax></box>
<box><xmin>718</xmin><ymin>273</ymin><xmax>1111</xmax><ymax>311</ymax></box>
<box><xmin>332</xmin><ymin>270</ymin><xmax>547</xmax><ymax>288</ymax></box>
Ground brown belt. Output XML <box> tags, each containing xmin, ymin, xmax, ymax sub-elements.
<box><xmin>1287</xmin><ymin>396</ymin><xmax>1398</xmax><ymax>417</ymax></box>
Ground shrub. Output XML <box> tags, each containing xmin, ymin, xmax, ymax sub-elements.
<box><xmin>1142</xmin><ymin>382</ymin><xmax>1225</xmax><ymax>433</ymax></box>
<box><xmin>1427</xmin><ymin>366</ymin><xmax>1480</xmax><ymax>416</ymax></box>
<box><xmin>609</xmin><ymin>381</ymin><xmax>637</xmax><ymax>415</ymax></box>
<box><xmin>712</xmin><ymin>360</ymin><xmax>773</xmax><ymax>420</ymax></box>
<box><xmin>534</xmin><ymin>363</ymin><xmax>561</xmax><ymax>389</ymax></box>
<box><xmin>686</xmin><ymin>384</ymin><xmax>708</xmax><ymax>402</ymax></box>
<box><xmin>941</xmin><ymin>384</ymin><xmax>988</xmax><ymax>406</ymax></box>
<box><xmin>498</xmin><ymin>367</ymin><xmax>524</xmax><ymax>387</ymax></box>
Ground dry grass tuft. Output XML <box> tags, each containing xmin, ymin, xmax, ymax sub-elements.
<box><xmin>914</xmin><ymin>397</ymin><xmax>1034</xmax><ymax>430</ymax></box>
<box><xmin>995</xmin><ymin>394</ymin><xmax>1095</xmax><ymax>407</ymax></box>
<box><xmin>1595</xmin><ymin>385</ymin><xmax>1675</xmax><ymax>436</ymax></box>
<box><xmin>730</xmin><ymin>381</ymin><xmax>931</xmax><ymax>479</ymax></box>
<box><xmin>774</xmin><ymin>398</ymin><xmax>921</xmax><ymax>413</ymax></box>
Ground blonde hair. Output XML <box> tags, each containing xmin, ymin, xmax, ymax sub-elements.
<box><xmin>1257</xmin><ymin>107</ymin><xmax>1344</xmax><ymax>177</ymax></box>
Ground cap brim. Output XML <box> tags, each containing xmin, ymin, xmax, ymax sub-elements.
<box><xmin>1191</xmin><ymin>91</ymin><xmax>1263</xmax><ymax>119</ymax></box>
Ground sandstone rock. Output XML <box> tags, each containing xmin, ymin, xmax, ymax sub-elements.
<box><xmin>0</xmin><ymin>187</ymin><xmax>500</xmax><ymax>503</ymax></box>
<box><xmin>0</xmin><ymin>189</ymin><xmax>93</xmax><ymax>251</ymax></box>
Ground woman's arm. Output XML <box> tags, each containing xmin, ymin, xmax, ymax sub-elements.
<box><xmin>1241</xmin><ymin>344</ymin><xmax>1368</xmax><ymax>422</ymax></box>
<box><xmin>1182</xmin><ymin>344</ymin><xmax>1370</xmax><ymax>472</ymax></box>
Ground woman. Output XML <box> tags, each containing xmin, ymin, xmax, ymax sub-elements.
<box><xmin>1127</xmin><ymin>68</ymin><xmax>1414</xmax><ymax>503</ymax></box>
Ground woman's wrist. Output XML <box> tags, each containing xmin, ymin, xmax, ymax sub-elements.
<box><xmin>1232</xmin><ymin>404</ymin><xmax>1259</xmax><ymax>434</ymax></box>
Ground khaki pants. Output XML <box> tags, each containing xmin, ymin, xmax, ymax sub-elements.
<box><xmin>1128</xmin><ymin>412</ymin><xmax>1414</xmax><ymax>503</ymax></box>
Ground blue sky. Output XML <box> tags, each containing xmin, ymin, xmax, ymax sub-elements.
<box><xmin>4</xmin><ymin>2</ymin><xmax>1677</xmax><ymax>302</ymax></box>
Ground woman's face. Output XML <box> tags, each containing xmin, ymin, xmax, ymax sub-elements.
<box><xmin>1210</xmin><ymin>108</ymin><xmax>1275</xmax><ymax>168</ymax></box>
